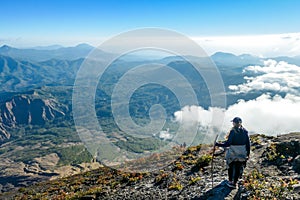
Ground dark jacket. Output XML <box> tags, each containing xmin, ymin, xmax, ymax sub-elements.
<box><xmin>216</xmin><ymin>127</ymin><xmax>250</xmax><ymax>157</ymax></box>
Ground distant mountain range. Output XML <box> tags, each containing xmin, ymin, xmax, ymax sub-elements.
<box><xmin>0</xmin><ymin>44</ymin><xmax>95</xmax><ymax>62</ymax></box>
<box><xmin>1</xmin><ymin>44</ymin><xmax>300</xmax><ymax>65</ymax></box>
<box><xmin>29</xmin><ymin>44</ymin><xmax>64</xmax><ymax>50</ymax></box>
<box><xmin>1</xmin><ymin>44</ymin><xmax>300</xmax><ymax>93</ymax></box>
<box><xmin>211</xmin><ymin>51</ymin><xmax>300</xmax><ymax>67</ymax></box>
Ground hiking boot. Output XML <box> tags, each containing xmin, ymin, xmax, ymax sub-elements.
<box><xmin>226</xmin><ymin>181</ymin><xmax>236</xmax><ymax>189</ymax></box>
<box><xmin>238</xmin><ymin>179</ymin><xmax>245</xmax><ymax>185</ymax></box>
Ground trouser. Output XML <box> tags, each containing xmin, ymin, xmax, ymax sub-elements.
<box><xmin>228</xmin><ymin>161</ymin><xmax>246</xmax><ymax>184</ymax></box>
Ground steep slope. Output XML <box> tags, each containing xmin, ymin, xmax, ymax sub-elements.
<box><xmin>0</xmin><ymin>123</ymin><xmax>9</xmax><ymax>141</ymax></box>
<box><xmin>1</xmin><ymin>95</ymin><xmax>65</xmax><ymax>125</ymax></box>
<box><xmin>0</xmin><ymin>90</ymin><xmax>68</xmax><ymax>141</ymax></box>
<box><xmin>4</xmin><ymin>133</ymin><xmax>299</xmax><ymax>200</ymax></box>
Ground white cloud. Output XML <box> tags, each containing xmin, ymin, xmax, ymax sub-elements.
<box><xmin>229</xmin><ymin>60</ymin><xmax>300</xmax><ymax>94</ymax></box>
<box><xmin>225</xmin><ymin>94</ymin><xmax>300</xmax><ymax>135</ymax></box>
<box><xmin>158</xmin><ymin>128</ymin><xmax>173</xmax><ymax>140</ymax></box>
<box><xmin>174</xmin><ymin>105</ymin><xmax>210</xmax><ymax>124</ymax></box>
<box><xmin>174</xmin><ymin>94</ymin><xmax>300</xmax><ymax>136</ymax></box>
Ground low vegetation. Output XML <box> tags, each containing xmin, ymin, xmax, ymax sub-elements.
<box><xmin>244</xmin><ymin>168</ymin><xmax>298</xmax><ymax>199</ymax></box>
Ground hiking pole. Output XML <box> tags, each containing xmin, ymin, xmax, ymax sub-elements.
<box><xmin>211</xmin><ymin>134</ymin><xmax>218</xmax><ymax>188</ymax></box>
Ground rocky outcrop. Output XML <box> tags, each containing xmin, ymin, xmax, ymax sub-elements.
<box><xmin>1</xmin><ymin>95</ymin><xmax>65</xmax><ymax>126</ymax></box>
<box><xmin>0</xmin><ymin>93</ymin><xmax>66</xmax><ymax>142</ymax></box>
<box><xmin>0</xmin><ymin>123</ymin><xmax>9</xmax><ymax>141</ymax></box>
<box><xmin>293</xmin><ymin>155</ymin><xmax>300</xmax><ymax>173</ymax></box>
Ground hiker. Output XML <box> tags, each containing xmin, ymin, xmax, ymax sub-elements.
<box><xmin>215</xmin><ymin>117</ymin><xmax>250</xmax><ymax>188</ymax></box>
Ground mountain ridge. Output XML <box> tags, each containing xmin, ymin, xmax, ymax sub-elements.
<box><xmin>0</xmin><ymin>55</ymin><xmax>83</xmax><ymax>92</ymax></box>
<box><xmin>1</xmin><ymin>49</ymin><xmax>300</xmax><ymax>93</ymax></box>
<box><xmin>0</xmin><ymin>90</ymin><xmax>68</xmax><ymax>141</ymax></box>
<box><xmin>2</xmin><ymin>133</ymin><xmax>299</xmax><ymax>199</ymax></box>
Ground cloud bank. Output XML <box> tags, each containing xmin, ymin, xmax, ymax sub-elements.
<box><xmin>174</xmin><ymin>60</ymin><xmax>300</xmax><ymax>137</ymax></box>
<box><xmin>174</xmin><ymin>94</ymin><xmax>300</xmax><ymax>136</ymax></box>
<box><xmin>229</xmin><ymin>59</ymin><xmax>300</xmax><ymax>95</ymax></box>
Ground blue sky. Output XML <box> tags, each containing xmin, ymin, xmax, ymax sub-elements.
<box><xmin>1</xmin><ymin>0</ymin><xmax>300</xmax><ymax>56</ymax></box>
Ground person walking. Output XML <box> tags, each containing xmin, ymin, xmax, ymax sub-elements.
<box><xmin>215</xmin><ymin>117</ymin><xmax>250</xmax><ymax>188</ymax></box>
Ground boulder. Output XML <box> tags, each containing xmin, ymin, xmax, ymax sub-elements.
<box><xmin>293</xmin><ymin>155</ymin><xmax>300</xmax><ymax>173</ymax></box>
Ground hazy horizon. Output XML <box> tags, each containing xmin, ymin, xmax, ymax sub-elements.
<box><xmin>1</xmin><ymin>33</ymin><xmax>300</xmax><ymax>59</ymax></box>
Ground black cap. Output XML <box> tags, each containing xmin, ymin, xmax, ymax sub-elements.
<box><xmin>231</xmin><ymin>117</ymin><xmax>242</xmax><ymax>123</ymax></box>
